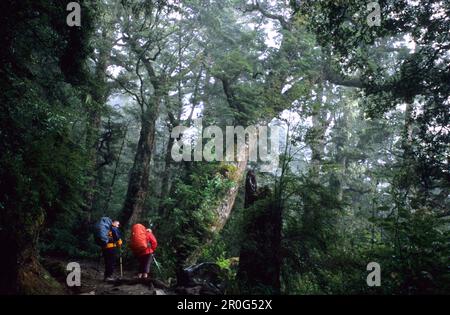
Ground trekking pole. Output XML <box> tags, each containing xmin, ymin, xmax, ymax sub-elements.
<box><xmin>96</xmin><ymin>250</ymin><xmax>102</xmax><ymax>273</ymax></box>
<box><xmin>119</xmin><ymin>248</ymin><xmax>123</xmax><ymax>278</ymax></box>
<box><xmin>96</xmin><ymin>250</ymin><xmax>104</xmax><ymax>280</ymax></box>
<box><xmin>153</xmin><ymin>255</ymin><xmax>162</xmax><ymax>274</ymax></box>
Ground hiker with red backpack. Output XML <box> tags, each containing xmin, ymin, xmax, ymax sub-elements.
<box><xmin>94</xmin><ymin>217</ymin><xmax>123</xmax><ymax>281</ymax></box>
<box><xmin>129</xmin><ymin>223</ymin><xmax>158</xmax><ymax>279</ymax></box>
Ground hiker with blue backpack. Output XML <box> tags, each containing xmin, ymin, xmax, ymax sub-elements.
<box><xmin>94</xmin><ymin>217</ymin><xmax>123</xmax><ymax>281</ymax></box>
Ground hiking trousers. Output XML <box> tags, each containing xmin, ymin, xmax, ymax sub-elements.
<box><xmin>102</xmin><ymin>247</ymin><xmax>117</xmax><ymax>279</ymax></box>
<box><xmin>138</xmin><ymin>253</ymin><xmax>153</xmax><ymax>274</ymax></box>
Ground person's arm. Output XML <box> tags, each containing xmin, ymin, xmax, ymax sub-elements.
<box><xmin>112</xmin><ymin>227</ymin><xmax>123</xmax><ymax>246</ymax></box>
<box><xmin>147</xmin><ymin>231</ymin><xmax>158</xmax><ymax>251</ymax></box>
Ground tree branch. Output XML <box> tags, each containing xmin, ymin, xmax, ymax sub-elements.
<box><xmin>243</xmin><ymin>0</ymin><xmax>291</xmax><ymax>31</ymax></box>
<box><xmin>323</xmin><ymin>65</ymin><xmax>364</xmax><ymax>89</ymax></box>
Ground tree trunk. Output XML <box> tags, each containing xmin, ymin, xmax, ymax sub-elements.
<box><xmin>121</xmin><ymin>99</ymin><xmax>161</xmax><ymax>227</ymax></box>
<box><xmin>84</xmin><ymin>38</ymin><xmax>111</xmax><ymax>222</ymax></box>
<box><xmin>237</xmin><ymin>194</ymin><xmax>282</xmax><ymax>294</ymax></box>
<box><xmin>104</xmin><ymin>126</ymin><xmax>128</xmax><ymax>212</ymax></box>
<box><xmin>159</xmin><ymin>67</ymin><xmax>203</xmax><ymax>216</ymax></box>
<box><xmin>84</xmin><ymin>108</ymin><xmax>101</xmax><ymax>222</ymax></box>
<box><xmin>331</xmin><ymin>105</ymin><xmax>350</xmax><ymax>202</ymax></box>
<box><xmin>302</xmin><ymin>83</ymin><xmax>329</xmax><ymax>256</ymax></box>
<box><xmin>402</xmin><ymin>101</ymin><xmax>414</xmax><ymax>159</ymax></box>
<box><xmin>158</xmin><ymin>134</ymin><xmax>176</xmax><ymax>216</ymax></box>
<box><xmin>0</xmin><ymin>210</ymin><xmax>64</xmax><ymax>295</ymax></box>
<box><xmin>185</xmin><ymin>157</ymin><xmax>248</xmax><ymax>266</ymax></box>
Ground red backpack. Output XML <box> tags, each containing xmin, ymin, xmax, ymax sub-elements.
<box><xmin>129</xmin><ymin>224</ymin><xmax>148</xmax><ymax>256</ymax></box>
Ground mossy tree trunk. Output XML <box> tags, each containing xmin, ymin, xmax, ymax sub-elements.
<box><xmin>185</xmin><ymin>157</ymin><xmax>249</xmax><ymax>266</ymax></box>
<box><xmin>121</xmin><ymin>95</ymin><xmax>162</xmax><ymax>227</ymax></box>
<box><xmin>1</xmin><ymin>209</ymin><xmax>64</xmax><ymax>295</ymax></box>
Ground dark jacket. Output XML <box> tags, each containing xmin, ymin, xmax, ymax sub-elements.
<box><xmin>105</xmin><ymin>227</ymin><xmax>122</xmax><ymax>249</ymax></box>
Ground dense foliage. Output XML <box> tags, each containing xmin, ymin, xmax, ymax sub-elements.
<box><xmin>0</xmin><ymin>0</ymin><xmax>448</xmax><ymax>294</ymax></box>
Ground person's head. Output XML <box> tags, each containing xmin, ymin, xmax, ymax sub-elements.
<box><xmin>112</xmin><ymin>220</ymin><xmax>120</xmax><ymax>228</ymax></box>
<box><xmin>145</xmin><ymin>221</ymin><xmax>154</xmax><ymax>233</ymax></box>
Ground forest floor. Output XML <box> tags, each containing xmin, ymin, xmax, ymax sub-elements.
<box><xmin>42</xmin><ymin>256</ymin><xmax>226</xmax><ymax>295</ymax></box>
<box><xmin>43</xmin><ymin>257</ymin><xmax>174</xmax><ymax>295</ymax></box>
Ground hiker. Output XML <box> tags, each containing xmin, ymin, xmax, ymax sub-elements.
<box><xmin>129</xmin><ymin>224</ymin><xmax>158</xmax><ymax>279</ymax></box>
<box><xmin>94</xmin><ymin>217</ymin><xmax>123</xmax><ymax>281</ymax></box>
<box><xmin>103</xmin><ymin>220</ymin><xmax>123</xmax><ymax>281</ymax></box>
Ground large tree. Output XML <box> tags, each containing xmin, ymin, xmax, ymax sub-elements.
<box><xmin>0</xmin><ymin>0</ymin><xmax>95</xmax><ymax>294</ymax></box>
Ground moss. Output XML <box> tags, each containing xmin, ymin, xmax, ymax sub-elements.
<box><xmin>217</xmin><ymin>163</ymin><xmax>239</xmax><ymax>182</ymax></box>
<box><xmin>18</xmin><ymin>258</ymin><xmax>66</xmax><ymax>295</ymax></box>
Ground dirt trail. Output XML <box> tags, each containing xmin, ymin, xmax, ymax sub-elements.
<box><xmin>43</xmin><ymin>256</ymin><xmax>227</xmax><ymax>295</ymax></box>
<box><xmin>43</xmin><ymin>257</ymin><xmax>173</xmax><ymax>295</ymax></box>
<box><xmin>78</xmin><ymin>260</ymin><xmax>172</xmax><ymax>295</ymax></box>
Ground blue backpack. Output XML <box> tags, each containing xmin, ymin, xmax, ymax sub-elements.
<box><xmin>94</xmin><ymin>217</ymin><xmax>112</xmax><ymax>246</ymax></box>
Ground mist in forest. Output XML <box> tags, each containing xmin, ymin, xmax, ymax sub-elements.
<box><xmin>0</xmin><ymin>0</ymin><xmax>449</xmax><ymax>295</ymax></box>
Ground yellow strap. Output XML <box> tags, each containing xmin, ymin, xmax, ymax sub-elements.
<box><xmin>105</xmin><ymin>239</ymin><xmax>122</xmax><ymax>248</ymax></box>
